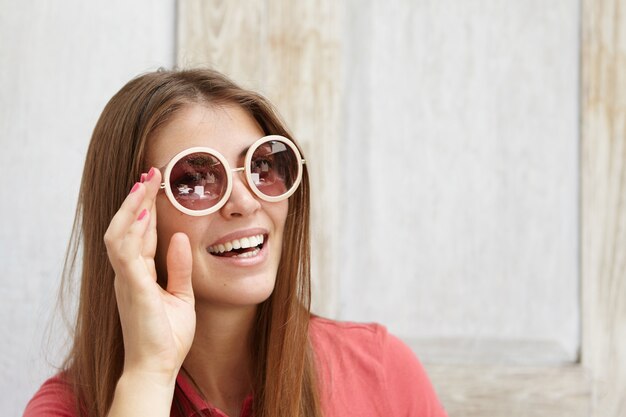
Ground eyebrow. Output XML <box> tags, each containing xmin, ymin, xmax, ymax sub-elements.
<box><xmin>158</xmin><ymin>143</ymin><xmax>252</xmax><ymax>169</ymax></box>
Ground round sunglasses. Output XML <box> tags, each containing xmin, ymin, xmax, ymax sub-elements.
<box><xmin>159</xmin><ymin>135</ymin><xmax>305</xmax><ymax>216</ymax></box>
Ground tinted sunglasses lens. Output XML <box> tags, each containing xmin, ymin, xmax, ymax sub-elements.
<box><xmin>250</xmin><ymin>139</ymin><xmax>299</xmax><ymax>198</ymax></box>
<box><xmin>169</xmin><ymin>152</ymin><xmax>227</xmax><ymax>211</ymax></box>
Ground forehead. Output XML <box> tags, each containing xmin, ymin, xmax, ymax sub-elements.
<box><xmin>146</xmin><ymin>103</ymin><xmax>264</xmax><ymax>167</ymax></box>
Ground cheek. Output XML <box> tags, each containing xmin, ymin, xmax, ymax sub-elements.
<box><xmin>154</xmin><ymin>196</ymin><xmax>194</xmax><ymax>277</ymax></box>
<box><xmin>269</xmin><ymin>201</ymin><xmax>289</xmax><ymax>248</ymax></box>
<box><xmin>154</xmin><ymin>202</ymin><xmax>174</xmax><ymax>278</ymax></box>
<box><xmin>271</xmin><ymin>201</ymin><xmax>288</xmax><ymax>230</ymax></box>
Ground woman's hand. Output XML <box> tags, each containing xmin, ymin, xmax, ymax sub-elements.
<box><xmin>104</xmin><ymin>167</ymin><xmax>196</xmax><ymax>385</ymax></box>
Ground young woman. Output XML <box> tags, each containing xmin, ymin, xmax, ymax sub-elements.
<box><xmin>24</xmin><ymin>69</ymin><xmax>447</xmax><ymax>417</ymax></box>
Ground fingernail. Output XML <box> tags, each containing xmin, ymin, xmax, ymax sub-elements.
<box><xmin>130</xmin><ymin>182</ymin><xmax>140</xmax><ymax>193</ymax></box>
<box><xmin>137</xmin><ymin>208</ymin><xmax>148</xmax><ymax>221</ymax></box>
<box><xmin>146</xmin><ymin>167</ymin><xmax>155</xmax><ymax>181</ymax></box>
<box><xmin>140</xmin><ymin>173</ymin><xmax>147</xmax><ymax>183</ymax></box>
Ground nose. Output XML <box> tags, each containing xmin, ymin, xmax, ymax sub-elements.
<box><xmin>220</xmin><ymin>170</ymin><xmax>262</xmax><ymax>218</ymax></box>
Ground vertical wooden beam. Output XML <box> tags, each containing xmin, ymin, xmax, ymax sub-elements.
<box><xmin>581</xmin><ymin>0</ymin><xmax>626</xmax><ymax>416</ymax></box>
<box><xmin>177</xmin><ymin>0</ymin><xmax>342</xmax><ymax>316</ymax></box>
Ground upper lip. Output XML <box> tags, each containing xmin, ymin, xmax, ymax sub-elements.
<box><xmin>208</xmin><ymin>227</ymin><xmax>269</xmax><ymax>247</ymax></box>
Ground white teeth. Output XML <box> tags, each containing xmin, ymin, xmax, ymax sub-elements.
<box><xmin>233</xmin><ymin>247</ymin><xmax>260</xmax><ymax>258</ymax></box>
<box><xmin>207</xmin><ymin>234</ymin><xmax>265</xmax><ymax>254</ymax></box>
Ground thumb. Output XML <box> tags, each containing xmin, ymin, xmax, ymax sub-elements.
<box><xmin>166</xmin><ymin>232</ymin><xmax>194</xmax><ymax>305</ymax></box>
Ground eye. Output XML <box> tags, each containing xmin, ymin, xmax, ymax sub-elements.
<box><xmin>251</xmin><ymin>154</ymin><xmax>278</xmax><ymax>185</ymax></box>
<box><xmin>171</xmin><ymin>171</ymin><xmax>200</xmax><ymax>191</ymax></box>
<box><xmin>169</xmin><ymin>153</ymin><xmax>225</xmax><ymax>198</ymax></box>
<box><xmin>251</xmin><ymin>157</ymin><xmax>274</xmax><ymax>173</ymax></box>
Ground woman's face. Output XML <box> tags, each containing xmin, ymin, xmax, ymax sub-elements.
<box><xmin>146</xmin><ymin>103</ymin><xmax>288</xmax><ymax>309</ymax></box>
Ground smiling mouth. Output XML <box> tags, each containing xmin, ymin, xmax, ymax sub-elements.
<box><xmin>207</xmin><ymin>234</ymin><xmax>266</xmax><ymax>258</ymax></box>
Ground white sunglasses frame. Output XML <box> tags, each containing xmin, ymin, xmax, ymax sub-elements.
<box><xmin>159</xmin><ymin>135</ymin><xmax>305</xmax><ymax>216</ymax></box>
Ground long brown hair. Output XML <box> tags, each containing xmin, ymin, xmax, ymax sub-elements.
<box><xmin>61</xmin><ymin>69</ymin><xmax>321</xmax><ymax>417</ymax></box>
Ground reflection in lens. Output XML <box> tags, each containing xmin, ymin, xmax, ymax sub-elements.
<box><xmin>169</xmin><ymin>152</ymin><xmax>227</xmax><ymax>210</ymax></box>
<box><xmin>250</xmin><ymin>140</ymin><xmax>298</xmax><ymax>197</ymax></box>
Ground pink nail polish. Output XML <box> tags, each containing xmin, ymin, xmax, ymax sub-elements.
<box><xmin>146</xmin><ymin>167</ymin><xmax>155</xmax><ymax>181</ymax></box>
<box><xmin>130</xmin><ymin>182</ymin><xmax>140</xmax><ymax>193</ymax></box>
<box><xmin>137</xmin><ymin>209</ymin><xmax>148</xmax><ymax>221</ymax></box>
<box><xmin>140</xmin><ymin>173</ymin><xmax>147</xmax><ymax>183</ymax></box>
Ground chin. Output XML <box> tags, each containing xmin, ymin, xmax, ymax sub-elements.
<box><xmin>192</xmin><ymin>271</ymin><xmax>277</xmax><ymax>309</ymax></box>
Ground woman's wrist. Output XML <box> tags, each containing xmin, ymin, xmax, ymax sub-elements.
<box><xmin>107</xmin><ymin>370</ymin><xmax>178</xmax><ymax>417</ymax></box>
<box><xmin>119</xmin><ymin>366</ymin><xmax>180</xmax><ymax>390</ymax></box>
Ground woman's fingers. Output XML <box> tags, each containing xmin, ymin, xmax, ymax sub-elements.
<box><xmin>104</xmin><ymin>167</ymin><xmax>162</xmax><ymax>274</ymax></box>
<box><xmin>166</xmin><ymin>233</ymin><xmax>194</xmax><ymax>305</ymax></box>
<box><xmin>105</xmin><ymin>182</ymin><xmax>143</xmax><ymax>236</ymax></box>
<box><xmin>104</xmin><ymin>182</ymin><xmax>146</xmax><ymax>266</ymax></box>
<box><xmin>141</xmin><ymin>174</ymin><xmax>160</xmax><ymax>265</ymax></box>
<box><xmin>140</xmin><ymin>169</ymin><xmax>160</xmax><ymax>278</ymax></box>
<box><xmin>137</xmin><ymin>167</ymin><xmax>162</xmax><ymax>225</ymax></box>
<box><xmin>105</xmin><ymin>168</ymin><xmax>161</xmax><ymax>239</ymax></box>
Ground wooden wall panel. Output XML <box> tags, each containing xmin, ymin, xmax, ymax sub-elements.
<box><xmin>177</xmin><ymin>0</ymin><xmax>342</xmax><ymax>316</ymax></box>
<box><xmin>581</xmin><ymin>0</ymin><xmax>626</xmax><ymax>415</ymax></box>
<box><xmin>340</xmin><ymin>0</ymin><xmax>580</xmax><ymax>364</ymax></box>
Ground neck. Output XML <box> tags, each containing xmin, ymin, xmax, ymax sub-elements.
<box><xmin>183</xmin><ymin>303</ymin><xmax>258</xmax><ymax>416</ymax></box>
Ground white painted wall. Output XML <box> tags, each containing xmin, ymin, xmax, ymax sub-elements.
<box><xmin>340</xmin><ymin>0</ymin><xmax>580</xmax><ymax>364</ymax></box>
<box><xmin>0</xmin><ymin>1</ymin><xmax>175</xmax><ymax>414</ymax></box>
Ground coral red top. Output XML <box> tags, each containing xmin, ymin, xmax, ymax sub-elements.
<box><xmin>24</xmin><ymin>317</ymin><xmax>447</xmax><ymax>417</ymax></box>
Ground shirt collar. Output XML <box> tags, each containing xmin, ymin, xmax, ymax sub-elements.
<box><xmin>174</xmin><ymin>372</ymin><xmax>254</xmax><ymax>417</ymax></box>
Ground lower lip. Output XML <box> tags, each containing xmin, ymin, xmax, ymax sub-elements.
<box><xmin>206</xmin><ymin>239</ymin><xmax>270</xmax><ymax>267</ymax></box>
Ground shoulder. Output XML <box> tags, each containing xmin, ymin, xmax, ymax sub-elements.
<box><xmin>23</xmin><ymin>374</ymin><xmax>77</xmax><ymax>417</ymax></box>
<box><xmin>310</xmin><ymin>316</ymin><xmax>448</xmax><ymax>417</ymax></box>
<box><xmin>309</xmin><ymin>315</ymin><xmax>416</xmax><ymax>373</ymax></box>
<box><xmin>310</xmin><ymin>315</ymin><xmax>387</xmax><ymax>352</ymax></box>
